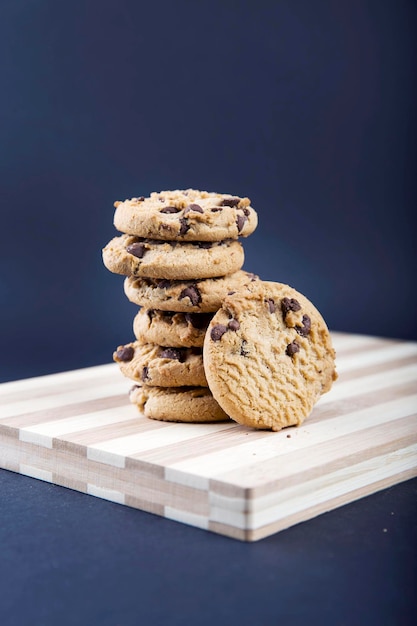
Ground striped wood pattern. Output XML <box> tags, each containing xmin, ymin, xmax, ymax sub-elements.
<box><xmin>1</xmin><ymin>332</ymin><xmax>416</xmax><ymax>541</ymax></box>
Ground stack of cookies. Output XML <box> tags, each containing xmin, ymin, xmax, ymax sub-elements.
<box><xmin>102</xmin><ymin>189</ymin><xmax>259</xmax><ymax>424</ymax></box>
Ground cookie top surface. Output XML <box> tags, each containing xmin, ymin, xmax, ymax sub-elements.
<box><xmin>114</xmin><ymin>341</ymin><xmax>207</xmax><ymax>387</ymax></box>
<box><xmin>102</xmin><ymin>234</ymin><xmax>244</xmax><ymax>280</ymax></box>
<box><xmin>133</xmin><ymin>309</ymin><xmax>212</xmax><ymax>348</ymax></box>
<box><xmin>203</xmin><ymin>281</ymin><xmax>337</xmax><ymax>431</ymax></box>
<box><xmin>113</xmin><ymin>189</ymin><xmax>258</xmax><ymax>241</ymax></box>
<box><xmin>124</xmin><ymin>269</ymin><xmax>259</xmax><ymax>312</ymax></box>
<box><xmin>129</xmin><ymin>384</ymin><xmax>229</xmax><ymax>423</ymax></box>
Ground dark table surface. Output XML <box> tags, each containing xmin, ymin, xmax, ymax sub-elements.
<box><xmin>0</xmin><ymin>469</ymin><xmax>415</xmax><ymax>626</ymax></box>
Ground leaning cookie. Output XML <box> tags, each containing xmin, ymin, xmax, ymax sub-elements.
<box><xmin>124</xmin><ymin>270</ymin><xmax>259</xmax><ymax>312</ymax></box>
<box><xmin>133</xmin><ymin>309</ymin><xmax>212</xmax><ymax>348</ymax></box>
<box><xmin>203</xmin><ymin>281</ymin><xmax>337</xmax><ymax>431</ymax></box>
<box><xmin>113</xmin><ymin>189</ymin><xmax>258</xmax><ymax>241</ymax></box>
<box><xmin>103</xmin><ymin>234</ymin><xmax>244</xmax><ymax>280</ymax></box>
<box><xmin>114</xmin><ymin>341</ymin><xmax>207</xmax><ymax>387</ymax></box>
<box><xmin>129</xmin><ymin>384</ymin><xmax>230</xmax><ymax>423</ymax></box>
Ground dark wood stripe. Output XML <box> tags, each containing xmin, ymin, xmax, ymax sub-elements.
<box><xmin>0</xmin><ymin>372</ymin><xmax>118</xmax><ymax>406</ymax></box>
<box><xmin>337</xmin><ymin>354</ymin><xmax>417</xmax><ymax>382</ymax></box>
<box><xmin>56</xmin><ymin>414</ymin><xmax>167</xmax><ymax>447</ymax></box>
<box><xmin>0</xmin><ymin>394</ymin><xmax>128</xmax><ymax>429</ymax></box>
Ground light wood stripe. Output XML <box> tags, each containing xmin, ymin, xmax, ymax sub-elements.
<box><xmin>54</xmin><ymin>413</ymin><xmax>166</xmax><ymax>448</ymax></box>
<box><xmin>0</xmin><ymin>363</ymin><xmax>117</xmax><ymax>395</ymax></box>
<box><xmin>0</xmin><ymin>372</ymin><xmax>121</xmax><ymax>406</ymax></box>
<box><xmin>0</xmin><ymin>381</ymin><xmax>127</xmax><ymax>420</ymax></box>
<box><xmin>19</xmin><ymin>405</ymin><xmax>136</xmax><ymax>449</ymax></box>
<box><xmin>336</xmin><ymin>354</ymin><xmax>417</xmax><ymax>382</ymax></box>
<box><xmin>0</xmin><ymin>394</ymin><xmax>128</xmax><ymax>432</ymax></box>
<box><xmin>330</xmin><ymin>332</ymin><xmax>397</xmax><ymax>354</ymax></box>
<box><xmin>319</xmin><ymin>362</ymin><xmax>417</xmax><ymax>404</ymax></box>
<box><xmin>87</xmin><ymin>421</ymin><xmax>236</xmax><ymax>469</ymax></box>
<box><xmin>335</xmin><ymin>341</ymin><xmax>417</xmax><ymax>373</ymax></box>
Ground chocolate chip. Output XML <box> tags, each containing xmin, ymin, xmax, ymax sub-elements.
<box><xmin>296</xmin><ymin>315</ymin><xmax>311</xmax><ymax>337</ymax></box>
<box><xmin>115</xmin><ymin>346</ymin><xmax>134</xmax><ymax>362</ymax></box>
<box><xmin>286</xmin><ymin>341</ymin><xmax>300</xmax><ymax>357</ymax></box>
<box><xmin>141</xmin><ymin>366</ymin><xmax>149</xmax><ymax>381</ymax></box>
<box><xmin>221</xmin><ymin>198</ymin><xmax>240</xmax><ymax>207</ymax></box>
<box><xmin>134</xmin><ymin>196</ymin><xmax>145</xmax><ymax>202</ymax></box>
<box><xmin>210</xmin><ymin>207</ymin><xmax>223</xmax><ymax>212</ymax></box>
<box><xmin>179</xmin><ymin>218</ymin><xmax>190</xmax><ymax>235</ymax></box>
<box><xmin>266</xmin><ymin>298</ymin><xmax>275</xmax><ymax>313</ymax></box>
<box><xmin>179</xmin><ymin>285</ymin><xmax>201</xmax><ymax>306</ymax></box>
<box><xmin>160</xmin><ymin>347</ymin><xmax>184</xmax><ymax>361</ymax></box>
<box><xmin>126</xmin><ymin>242</ymin><xmax>146</xmax><ymax>258</ymax></box>
<box><xmin>227</xmin><ymin>291</ymin><xmax>236</xmax><ymax>295</ymax></box>
<box><xmin>236</xmin><ymin>214</ymin><xmax>247</xmax><ymax>232</ymax></box>
<box><xmin>240</xmin><ymin>340</ymin><xmax>249</xmax><ymax>356</ymax></box>
<box><xmin>184</xmin><ymin>313</ymin><xmax>211</xmax><ymax>329</ymax></box>
<box><xmin>281</xmin><ymin>297</ymin><xmax>301</xmax><ymax>316</ymax></box>
<box><xmin>243</xmin><ymin>208</ymin><xmax>250</xmax><ymax>216</ymax></box>
<box><xmin>157</xmin><ymin>279</ymin><xmax>171</xmax><ymax>289</ymax></box>
<box><xmin>184</xmin><ymin>203</ymin><xmax>204</xmax><ymax>214</ymax></box>
<box><xmin>228</xmin><ymin>319</ymin><xmax>240</xmax><ymax>331</ymax></box>
<box><xmin>160</xmin><ymin>206</ymin><xmax>180</xmax><ymax>214</ymax></box>
<box><xmin>210</xmin><ymin>324</ymin><xmax>228</xmax><ymax>341</ymax></box>
<box><xmin>197</xmin><ymin>241</ymin><xmax>213</xmax><ymax>249</ymax></box>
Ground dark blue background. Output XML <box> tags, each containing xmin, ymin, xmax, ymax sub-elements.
<box><xmin>1</xmin><ymin>471</ymin><xmax>416</xmax><ymax>626</ymax></box>
<box><xmin>1</xmin><ymin>0</ymin><xmax>416</xmax><ymax>382</ymax></box>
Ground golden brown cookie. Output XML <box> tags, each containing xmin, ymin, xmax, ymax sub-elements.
<box><xmin>114</xmin><ymin>341</ymin><xmax>207</xmax><ymax>387</ymax></box>
<box><xmin>203</xmin><ymin>281</ymin><xmax>337</xmax><ymax>431</ymax></box>
<box><xmin>124</xmin><ymin>270</ymin><xmax>259</xmax><ymax>312</ymax></box>
<box><xmin>113</xmin><ymin>189</ymin><xmax>258</xmax><ymax>241</ymax></box>
<box><xmin>129</xmin><ymin>384</ymin><xmax>230</xmax><ymax>423</ymax></box>
<box><xmin>133</xmin><ymin>309</ymin><xmax>212</xmax><ymax>348</ymax></box>
<box><xmin>102</xmin><ymin>234</ymin><xmax>244</xmax><ymax>280</ymax></box>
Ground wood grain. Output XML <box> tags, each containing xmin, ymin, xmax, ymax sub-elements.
<box><xmin>1</xmin><ymin>332</ymin><xmax>416</xmax><ymax>541</ymax></box>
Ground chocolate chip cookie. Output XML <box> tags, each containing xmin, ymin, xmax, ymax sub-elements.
<box><xmin>129</xmin><ymin>384</ymin><xmax>230</xmax><ymax>423</ymax></box>
<box><xmin>114</xmin><ymin>341</ymin><xmax>207</xmax><ymax>387</ymax></box>
<box><xmin>133</xmin><ymin>309</ymin><xmax>212</xmax><ymax>348</ymax></box>
<box><xmin>124</xmin><ymin>270</ymin><xmax>259</xmax><ymax>312</ymax></box>
<box><xmin>203</xmin><ymin>281</ymin><xmax>337</xmax><ymax>431</ymax></box>
<box><xmin>113</xmin><ymin>189</ymin><xmax>258</xmax><ymax>241</ymax></box>
<box><xmin>102</xmin><ymin>234</ymin><xmax>244</xmax><ymax>280</ymax></box>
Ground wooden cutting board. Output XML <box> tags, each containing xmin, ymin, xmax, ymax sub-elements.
<box><xmin>1</xmin><ymin>332</ymin><xmax>416</xmax><ymax>541</ymax></box>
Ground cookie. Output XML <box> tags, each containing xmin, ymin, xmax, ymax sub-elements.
<box><xmin>113</xmin><ymin>341</ymin><xmax>207</xmax><ymax>387</ymax></box>
<box><xmin>113</xmin><ymin>189</ymin><xmax>258</xmax><ymax>241</ymax></box>
<box><xmin>102</xmin><ymin>234</ymin><xmax>244</xmax><ymax>280</ymax></box>
<box><xmin>203</xmin><ymin>281</ymin><xmax>337</xmax><ymax>431</ymax></box>
<box><xmin>124</xmin><ymin>270</ymin><xmax>259</xmax><ymax>313</ymax></box>
<box><xmin>129</xmin><ymin>384</ymin><xmax>229</xmax><ymax>423</ymax></box>
<box><xmin>133</xmin><ymin>309</ymin><xmax>212</xmax><ymax>348</ymax></box>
